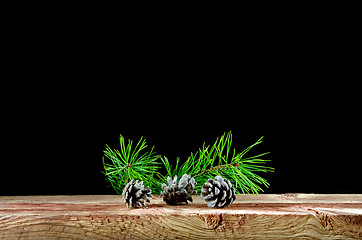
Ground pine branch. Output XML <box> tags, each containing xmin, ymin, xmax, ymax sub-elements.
<box><xmin>102</xmin><ymin>132</ymin><xmax>274</xmax><ymax>195</ymax></box>
<box><xmin>160</xmin><ymin>132</ymin><xmax>274</xmax><ymax>194</ymax></box>
<box><xmin>102</xmin><ymin>134</ymin><xmax>161</xmax><ymax>194</ymax></box>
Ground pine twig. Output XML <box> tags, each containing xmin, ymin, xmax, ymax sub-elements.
<box><xmin>194</xmin><ymin>162</ymin><xmax>240</xmax><ymax>178</ymax></box>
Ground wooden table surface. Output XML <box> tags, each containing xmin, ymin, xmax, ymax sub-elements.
<box><xmin>0</xmin><ymin>194</ymin><xmax>361</xmax><ymax>239</ymax></box>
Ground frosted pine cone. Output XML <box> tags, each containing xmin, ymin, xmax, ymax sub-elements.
<box><xmin>200</xmin><ymin>175</ymin><xmax>236</xmax><ymax>208</ymax></box>
<box><xmin>122</xmin><ymin>179</ymin><xmax>152</xmax><ymax>208</ymax></box>
<box><xmin>160</xmin><ymin>174</ymin><xmax>197</xmax><ymax>205</ymax></box>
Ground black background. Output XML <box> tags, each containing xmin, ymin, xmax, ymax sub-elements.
<box><xmin>2</xmin><ymin>77</ymin><xmax>360</xmax><ymax>195</ymax></box>
<box><xmin>1</xmin><ymin>14</ymin><xmax>360</xmax><ymax>196</ymax></box>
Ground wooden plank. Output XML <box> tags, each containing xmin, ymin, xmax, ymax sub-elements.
<box><xmin>0</xmin><ymin>194</ymin><xmax>361</xmax><ymax>239</ymax></box>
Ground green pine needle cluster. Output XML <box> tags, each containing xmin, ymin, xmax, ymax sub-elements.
<box><xmin>103</xmin><ymin>135</ymin><xmax>161</xmax><ymax>194</ymax></box>
<box><xmin>102</xmin><ymin>132</ymin><xmax>274</xmax><ymax>195</ymax></box>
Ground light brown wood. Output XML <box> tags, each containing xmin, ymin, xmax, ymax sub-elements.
<box><xmin>0</xmin><ymin>194</ymin><xmax>361</xmax><ymax>239</ymax></box>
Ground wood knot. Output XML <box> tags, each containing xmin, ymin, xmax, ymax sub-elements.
<box><xmin>314</xmin><ymin>210</ymin><xmax>335</xmax><ymax>230</ymax></box>
<box><xmin>237</xmin><ymin>214</ymin><xmax>247</xmax><ymax>226</ymax></box>
<box><xmin>199</xmin><ymin>214</ymin><xmax>223</xmax><ymax>229</ymax></box>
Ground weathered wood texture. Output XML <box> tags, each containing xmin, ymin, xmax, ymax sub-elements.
<box><xmin>0</xmin><ymin>194</ymin><xmax>361</xmax><ymax>239</ymax></box>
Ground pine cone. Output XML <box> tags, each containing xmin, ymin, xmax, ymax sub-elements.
<box><xmin>122</xmin><ymin>179</ymin><xmax>152</xmax><ymax>208</ymax></box>
<box><xmin>160</xmin><ymin>174</ymin><xmax>197</xmax><ymax>205</ymax></box>
<box><xmin>200</xmin><ymin>175</ymin><xmax>236</xmax><ymax>208</ymax></box>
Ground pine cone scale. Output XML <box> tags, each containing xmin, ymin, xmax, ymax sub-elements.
<box><xmin>214</xmin><ymin>187</ymin><xmax>220</xmax><ymax>196</ymax></box>
<box><xmin>220</xmin><ymin>190</ymin><xmax>227</xmax><ymax>201</ymax></box>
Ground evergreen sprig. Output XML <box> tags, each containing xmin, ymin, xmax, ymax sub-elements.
<box><xmin>159</xmin><ymin>132</ymin><xmax>274</xmax><ymax>194</ymax></box>
<box><xmin>102</xmin><ymin>134</ymin><xmax>161</xmax><ymax>194</ymax></box>
<box><xmin>102</xmin><ymin>132</ymin><xmax>274</xmax><ymax>195</ymax></box>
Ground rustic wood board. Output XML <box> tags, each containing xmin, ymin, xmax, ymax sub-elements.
<box><xmin>0</xmin><ymin>194</ymin><xmax>361</xmax><ymax>239</ymax></box>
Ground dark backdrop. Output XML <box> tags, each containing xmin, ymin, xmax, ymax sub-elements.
<box><xmin>1</xmin><ymin>77</ymin><xmax>359</xmax><ymax>195</ymax></box>
<box><xmin>1</xmin><ymin>17</ymin><xmax>360</xmax><ymax>195</ymax></box>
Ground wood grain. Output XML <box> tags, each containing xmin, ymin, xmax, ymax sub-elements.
<box><xmin>0</xmin><ymin>194</ymin><xmax>361</xmax><ymax>239</ymax></box>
